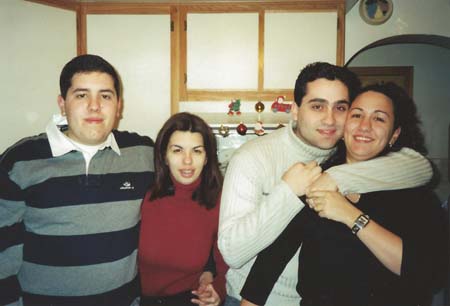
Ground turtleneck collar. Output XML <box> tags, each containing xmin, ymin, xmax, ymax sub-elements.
<box><xmin>171</xmin><ymin>175</ymin><xmax>201</xmax><ymax>195</ymax></box>
<box><xmin>285</xmin><ymin>120</ymin><xmax>336</xmax><ymax>164</ymax></box>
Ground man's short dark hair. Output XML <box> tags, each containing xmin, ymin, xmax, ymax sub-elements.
<box><xmin>59</xmin><ymin>54</ymin><xmax>121</xmax><ymax>99</ymax></box>
<box><xmin>293</xmin><ymin>62</ymin><xmax>361</xmax><ymax>106</ymax></box>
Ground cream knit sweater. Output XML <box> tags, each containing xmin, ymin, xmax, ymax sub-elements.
<box><xmin>218</xmin><ymin>121</ymin><xmax>432</xmax><ymax>306</ymax></box>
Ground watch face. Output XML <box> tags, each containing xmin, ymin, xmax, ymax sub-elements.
<box><xmin>359</xmin><ymin>0</ymin><xmax>393</xmax><ymax>25</ymax></box>
<box><xmin>352</xmin><ymin>214</ymin><xmax>370</xmax><ymax>234</ymax></box>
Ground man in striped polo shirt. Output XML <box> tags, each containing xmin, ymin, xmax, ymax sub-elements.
<box><xmin>0</xmin><ymin>54</ymin><xmax>154</xmax><ymax>306</ymax></box>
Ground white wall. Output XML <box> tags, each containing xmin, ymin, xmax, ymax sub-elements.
<box><xmin>0</xmin><ymin>0</ymin><xmax>76</xmax><ymax>153</ymax></box>
<box><xmin>345</xmin><ymin>0</ymin><xmax>450</xmax><ymax>62</ymax></box>
<box><xmin>87</xmin><ymin>14</ymin><xmax>171</xmax><ymax>141</ymax></box>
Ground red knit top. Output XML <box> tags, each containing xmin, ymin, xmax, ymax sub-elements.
<box><xmin>138</xmin><ymin>178</ymin><xmax>228</xmax><ymax>300</ymax></box>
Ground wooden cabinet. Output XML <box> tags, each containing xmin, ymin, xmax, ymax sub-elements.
<box><xmin>179</xmin><ymin>1</ymin><xmax>345</xmax><ymax>106</ymax></box>
<box><xmin>26</xmin><ymin>0</ymin><xmax>345</xmax><ymax>129</ymax></box>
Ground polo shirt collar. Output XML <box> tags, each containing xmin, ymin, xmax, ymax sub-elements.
<box><xmin>45</xmin><ymin>114</ymin><xmax>120</xmax><ymax>157</ymax></box>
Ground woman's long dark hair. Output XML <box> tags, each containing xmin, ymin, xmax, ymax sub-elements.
<box><xmin>322</xmin><ymin>82</ymin><xmax>427</xmax><ymax>170</ymax></box>
<box><xmin>149</xmin><ymin>112</ymin><xmax>222</xmax><ymax>209</ymax></box>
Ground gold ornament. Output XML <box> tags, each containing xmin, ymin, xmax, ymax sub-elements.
<box><xmin>218</xmin><ymin>125</ymin><xmax>230</xmax><ymax>137</ymax></box>
<box><xmin>255</xmin><ymin>101</ymin><xmax>265</xmax><ymax>113</ymax></box>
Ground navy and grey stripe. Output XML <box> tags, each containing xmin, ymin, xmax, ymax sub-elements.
<box><xmin>23</xmin><ymin>223</ymin><xmax>139</xmax><ymax>266</ymax></box>
<box><xmin>22</xmin><ymin>275</ymin><xmax>139</xmax><ymax>306</ymax></box>
<box><xmin>0</xmin><ymin>130</ymin><xmax>154</xmax><ymax>306</ymax></box>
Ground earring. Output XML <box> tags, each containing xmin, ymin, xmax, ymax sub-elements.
<box><xmin>62</xmin><ymin>111</ymin><xmax>66</xmax><ymax>116</ymax></box>
<box><xmin>388</xmin><ymin>143</ymin><xmax>393</xmax><ymax>148</ymax></box>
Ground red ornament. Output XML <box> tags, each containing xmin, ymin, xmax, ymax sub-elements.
<box><xmin>271</xmin><ymin>95</ymin><xmax>292</xmax><ymax>113</ymax></box>
<box><xmin>236</xmin><ymin>122</ymin><xmax>247</xmax><ymax>135</ymax></box>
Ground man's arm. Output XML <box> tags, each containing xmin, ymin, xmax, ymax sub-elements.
<box><xmin>325</xmin><ymin>148</ymin><xmax>432</xmax><ymax>194</ymax></box>
<box><xmin>240</xmin><ymin>210</ymin><xmax>308</xmax><ymax>305</ymax></box>
<box><xmin>218</xmin><ymin>150</ymin><xmax>305</xmax><ymax>268</ymax></box>
<box><xmin>0</xmin><ymin>165</ymin><xmax>25</xmax><ymax>306</ymax></box>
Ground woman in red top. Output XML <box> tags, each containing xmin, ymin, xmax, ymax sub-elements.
<box><xmin>139</xmin><ymin>112</ymin><xmax>228</xmax><ymax>306</ymax></box>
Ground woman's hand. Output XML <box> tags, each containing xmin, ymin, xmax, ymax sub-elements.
<box><xmin>306</xmin><ymin>190</ymin><xmax>361</xmax><ymax>227</ymax></box>
<box><xmin>192</xmin><ymin>272</ymin><xmax>220</xmax><ymax>306</ymax></box>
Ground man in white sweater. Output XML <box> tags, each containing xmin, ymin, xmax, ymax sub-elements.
<box><xmin>218</xmin><ymin>62</ymin><xmax>433</xmax><ymax>306</ymax></box>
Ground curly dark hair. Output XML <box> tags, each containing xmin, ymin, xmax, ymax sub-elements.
<box><xmin>150</xmin><ymin>112</ymin><xmax>222</xmax><ymax>209</ymax></box>
<box><xmin>360</xmin><ymin>82</ymin><xmax>427</xmax><ymax>155</ymax></box>
<box><xmin>293</xmin><ymin>62</ymin><xmax>361</xmax><ymax>106</ymax></box>
<box><xmin>322</xmin><ymin>82</ymin><xmax>428</xmax><ymax>170</ymax></box>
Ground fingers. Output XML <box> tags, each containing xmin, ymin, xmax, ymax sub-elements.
<box><xmin>305</xmin><ymin>161</ymin><xmax>322</xmax><ymax>176</ymax></box>
<box><xmin>195</xmin><ymin>283</ymin><xmax>207</xmax><ymax>295</ymax></box>
<box><xmin>282</xmin><ymin>161</ymin><xmax>323</xmax><ymax>197</ymax></box>
<box><xmin>305</xmin><ymin>160</ymin><xmax>318</xmax><ymax>167</ymax></box>
<box><xmin>306</xmin><ymin>198</ymin><xmax>323</xmax><ymax>212</ymax></box>
<box><xmin>191</xmin><ymin>297</ymin><xmax>219</xmax><ymax>306</ymax></box>
<box><xmin>306</xmin><ymin>190</ymin><xmax>326</xmax><ymax>199</ymax></box>
<box><xmin>192</xmin><ymin>284</ymin><xmax>220</xmax><ymax>306</ymax></box>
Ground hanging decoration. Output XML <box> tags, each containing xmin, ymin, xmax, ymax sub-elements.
<box><xmin>254</xmin><ymin>101</ymin><xmax>265</xmax><ymax>113</ymax></box>
<box><xmin>271</xmin><ymin>96</ymin><xmax>292</xmax><ymax>113</ymax></box>
<box><xmin>236</xmin><ymin>122</ymin><xmax>248</xmax><ymax>135</ymax></box>
<box><xmin>254</xmin><ymin>101</ymin><xmax>265</xmax><ymax>136</ymax></box>
<box><xmin>254</xmin><ymin>120</ymin><xmax>265</xmax><ymax>136</ymax></box>
<box><xmin>228</xmin><ymin>99</ymin><xmax>241</xmax><ymax>115</ymax></box>
<box><xmin>218</xmin><ymin>124</ymin><xmax>230</xmax><ymax>137</ymax></box>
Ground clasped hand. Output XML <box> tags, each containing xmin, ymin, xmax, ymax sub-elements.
<box><xmin>306</xmin><ymin>190</ymin><xmax>361</xmax><ymax>226</ymax></box>
<box><xmin>282</xmin><ymin>161</ymin><xmax>358</xmax><ymax>226</ymax></box>
<box><xmin>191</xmin><ymin>272</ymin><xmax>220</xmax><ymax>306</ymax></box>
<box><xmin>282</xmin><ymin>161</ymin><xmax>322</xmax><ymax>196</ymax></box>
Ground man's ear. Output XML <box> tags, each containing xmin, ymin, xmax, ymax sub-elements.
<box><xmin>291</xmin><ymin>102</ymin><xmax>299</xmax><ymax>121</ymax></box>
<box><xmin>57</xmin><ymin>95</ymin><xmax>66</xmax><ymax>116</ymax></box>
<box><xmin>389</xmin><ymin>127</ymin><xmax>402</xmax><ymax>146</ymax></box>
<box><xmin>116</xmin><ymin>98</ymin><xmax>123</xmax><ymax>119</ymax></box>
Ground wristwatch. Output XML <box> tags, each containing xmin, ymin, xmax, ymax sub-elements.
<box><xmin>351</xmin><ymin>214</ymin><xmax>370</xmax><ymax>235</ymax></box>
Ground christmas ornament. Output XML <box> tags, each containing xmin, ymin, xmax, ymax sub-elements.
<box><xmin>254</xmin><ymin>120</ymin><xmax>265</xmax><ymax>136</ymax></box>
<box><xmin>271</xmin><ymin>96</ymin><xmax>292</xmax><ymax>113</ymax></box>
<box><xmin>228</xmin><ymin>99</ymin><xmax>241</xmax><ymax>115</ymax></box>
<box><xmin>218</xmin><ymin>125</ymin><xmax>230</xmax><ymax>137</ymax></box>
<box><xmin>255</xmin><ymin>101</ymin><xmax>265</xmax><ymax>113</ymax></box>
<box><xmin>236</xmin><ymin>122</ymin><xmax>247</xmax><ymax>135</ymax></box>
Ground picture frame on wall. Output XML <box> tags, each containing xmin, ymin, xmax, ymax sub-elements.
<box><xmin>348</xmin><ymin>66</ymin><xmax>413</xmax><ymax>97</ymax></box>
<box><xmin>359</xmin><ymin>0</ymin><xmax>394</xmax><ymax>25</ymax></box>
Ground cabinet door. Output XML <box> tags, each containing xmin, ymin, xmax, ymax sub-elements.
<box><xmin>187</xmin><ymin>12</ymin><xmax>259</xmax><ymax>90</ymax></box>
<box><xmin>264</xmin><ymin>11</ymin><xmax>338</xmax><ymax>89</ymax></box>
<box><xmin>182</xmin><ymin>6</ymin><xmax>340</xmax><ymax>103</ymax></box>
<box><xmin>87</xmin><ymin>14</ymin><xmax>171</xmax><ymax>140</ymax></box>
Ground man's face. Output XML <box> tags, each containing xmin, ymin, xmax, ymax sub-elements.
<box><xmin>291</xmin><ymin>78</ymin><xmax>350</xmax><ymax>149</ymax></box>
<box><xmin>57</xmin><ymin>72</ymin><xmax>122</xmax><ymax>145</ymax></box>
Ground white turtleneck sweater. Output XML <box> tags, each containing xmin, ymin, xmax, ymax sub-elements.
<box><xmin>218</xmin><ymin>121</ymin><xmax>432</xmax><ymax>306</ymax></box>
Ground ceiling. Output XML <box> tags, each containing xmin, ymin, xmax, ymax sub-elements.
<box><xmin>345</xmin><ymin>0</ymin><xmax>358</xmax><ymax>13</ymax></box>
<box><xmin>31</xmin><ymin>0</ymin><xmax>360</xmax><ymax>13</ymax></box>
